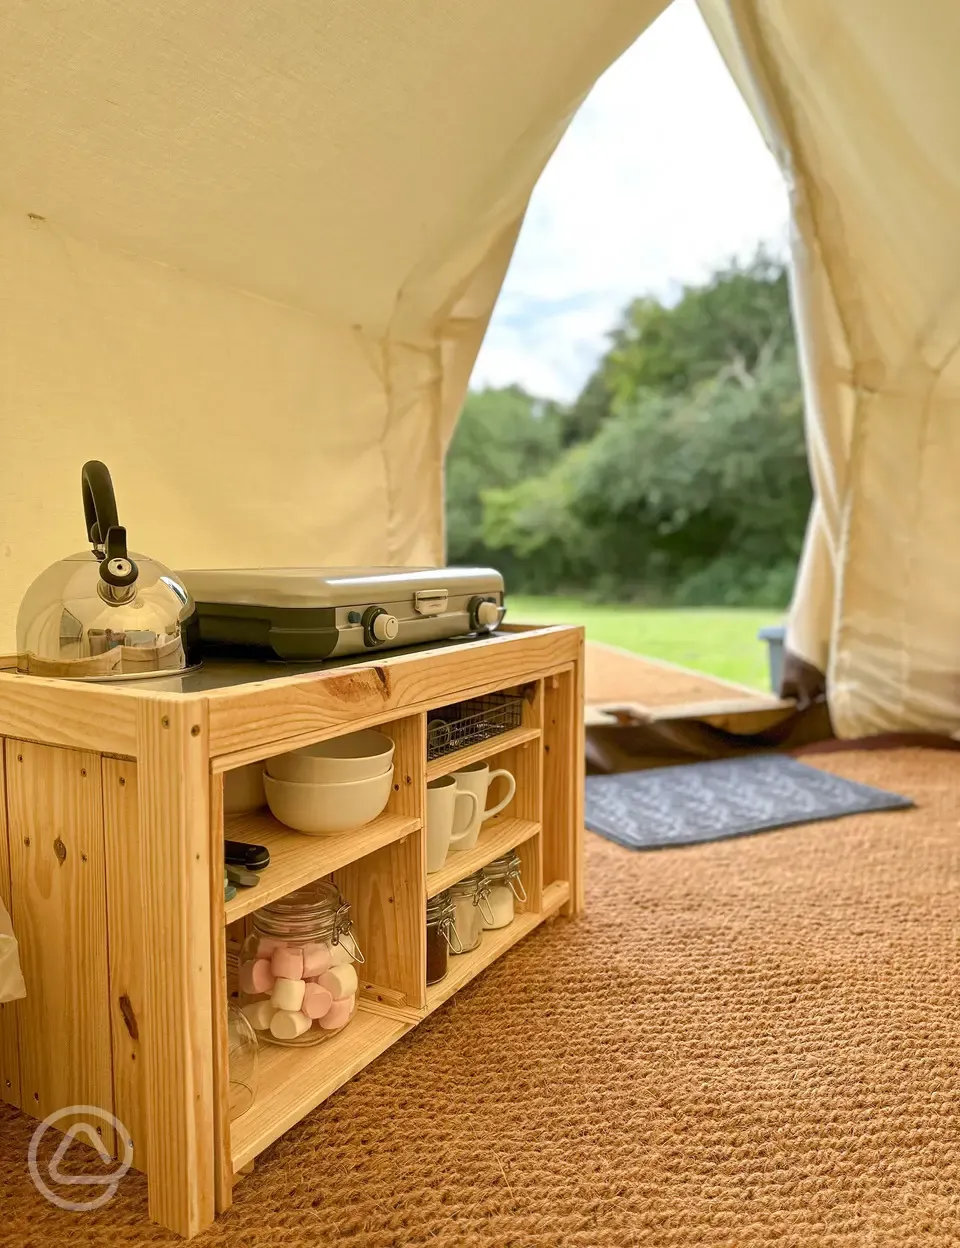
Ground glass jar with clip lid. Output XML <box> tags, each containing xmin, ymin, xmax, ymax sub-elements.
<box><xmin>448</xmin><ymin>871</ymin><xmax>496</xmax><ymax>954</ymax></box>
<box><xmin>426</xmin><ymin>890</ymin><xmax>462</xmax><ymax>986</ymax></box>
<box><xmin>239</xmin><ymin>880</ymin><xmax>365</xmax><ymax>1046</ymax></box>
<box><xmin>481</xmin><ymin>849</ymin><xmax>527</xmax><ymax>929</ymax></box>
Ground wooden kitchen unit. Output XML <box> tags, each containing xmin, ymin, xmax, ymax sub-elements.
<box><xmin>0</xmin><ymin>623</ymin><xmax>584</xmax><ymax>1238</ymax></box>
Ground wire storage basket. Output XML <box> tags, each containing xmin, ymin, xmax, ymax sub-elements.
<box><xmin>427</xmin><ymin>691</ymin><xmax>526</xmax><ymax>760</ymax></box>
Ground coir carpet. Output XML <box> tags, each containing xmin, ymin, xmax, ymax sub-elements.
<box><xmin>1</xmin><ymin>747</ymin><xmax>959</xmax><ymax>1246</ymax></box>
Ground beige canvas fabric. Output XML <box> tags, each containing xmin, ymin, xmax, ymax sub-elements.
<box><xmin>0</xmin><ymin>900</ymin><xmax>25</xmax><ymax>1005</ymax></box>
<box><xmin>701</xmin><ymin>0</ymin><xmax>960</xmax><ymax>737</ymax></box>
<box><xmin>0</xmin><ymin>0</ymin><xmax>667</xmax><ymax>651</ymax></box>
<box><xmin>5</xmin><ymin>1</ymin><xmax>954</xmax><ymax>739</ymax></box>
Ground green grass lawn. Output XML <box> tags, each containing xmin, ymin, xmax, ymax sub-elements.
<box><xmin>509</xmin><ymin>596</ymin><xmax>783</xmax><ymax>690</ymax></box>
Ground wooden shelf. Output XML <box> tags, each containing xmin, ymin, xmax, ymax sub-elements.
<box><xmin>425</xmin><ymin>878</ymin><xmax>570</xmax><ymax>1012</ymax></box>
<box><xmin>230</xmin><ymin>880</ymin><xmax>569</xmax><ymax>1169</ymax></box>
<box><xmin>425</xmin><ymin>817</ymin><xmax>539</xmax><ymax>898</ymax></box>
<box><xmin>0</xmin><ymin>619</ymin><xmax>584</xmax><ymax>1239</ymax></box>
<box><xmin>232</xmin><ymin>880</ymin><xmax>572</xmax><ymax>1170</ymax></box>
<box><xmin>224</xmin><ymin>809</ymin><xmax>420</xmax><ymax>923</ymax></box>
<box><xmin>425</xmin><ymin>725</ymin><xmax>540</xmax><ymax>782</ymax></box>
<box><xmin>229</xmin><ymin>1006</ymin><xmax>411</xmax><ymax>1171</ymax></box>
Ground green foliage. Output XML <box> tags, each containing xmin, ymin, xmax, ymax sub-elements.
<box><xmin>444</xmin><ymin>385</ymin><xmax>561</xmax><ymax>568</ymax></box>
<box><xmin>604</xmin><ymin>248</ymin><xmax>794</xmax><ymax>405</ymax></box>
<box><xmin>445</xmin><ymin>251</ymin><xmax>810</xmax><ymax>608</ymax></box>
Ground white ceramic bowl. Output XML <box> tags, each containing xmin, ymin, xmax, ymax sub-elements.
<box><xmin>263</xmin><ymin>766</ymin><xmax>394</xmax><ymax>835</ymax></box>
<box><xmin>224</xmin><ymin>762</ymin><xmax>267</xmax><ymax>815</ymax></box>
<box><xmin>266</xmin><ymin>730</ymin><xmax>395</xmax><ymax>785</ymax></box>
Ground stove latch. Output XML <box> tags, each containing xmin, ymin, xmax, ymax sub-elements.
<box><xmin>413</xmin><ymin>589</ymin><xmax>448</xmax><ymax>616</ymax></box>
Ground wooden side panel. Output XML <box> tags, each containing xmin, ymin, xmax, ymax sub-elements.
<box><xmin>5</xmin><ymin>741</ymin><xmax>115</xmax><ymax>1149</ymax></box>
<box><xmin>572</xmin><ymin>634</ymin><xmax>586</xmax><ymax>915</ymax></box>
<box><xmin>521</xmin><ymin>679</ymin><xmax>544</xmax><ymax>731</ymax></box>
<box><xmin>516</xmin><ymin>831</ymin><xmax>543</xmax><ymax>915</ymax></box>
<box><xmin>137</xmin><ymin>699</ymin><xmax>215</xmax><ymax>1238</ymax></box>
<box><xmin>102</xmin><ymin>758</ymin><xmax>144</xmax><ymax>1170</ymax></box>
<box><xmin>495</xmin><ymin>738</ymin><xmax>542</xmax><ymax>825</ymax></box>
<box><xmin>490</xmin><ymin>735</ymin><xmax>542</xmax><ymax>913</ymax></box>
<box><xmin>542</xmin><ymin>670</ymin><xmax>577</xmax><ymax>904</ymax></box>
<box><xmin>0</xmin><ymin>741</ymin><xmax>21</xmax><ymax>1108</ymax></box>
<box><xmin>333</xmin><ymin>830</ymin><xmax>425</xmax><ymax>1013</ymax></box>
<box><xmin>380</xmin><ymin>714</ymin><xmax>426</xmax><ymax>822</ymax></box>
<box><xmin>209</xmin><ymin>772</ymin><xmax>233</xmax><ymax>1214</ymax></box>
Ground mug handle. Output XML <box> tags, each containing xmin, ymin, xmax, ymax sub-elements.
<box><xmin>447</xmin><ymin>790</ymin><xmax>480</xmax><ymax>852</ymax></box>
<box><xmin>483</xmin><ymin>769</ymin><xmax>516</xmax><ymax>820</ymax></box>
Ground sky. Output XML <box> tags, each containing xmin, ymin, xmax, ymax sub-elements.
<box><xmin>470</xmin><ymin>0</ymin><xmax>790</xmax><ymax>402</ymax></box>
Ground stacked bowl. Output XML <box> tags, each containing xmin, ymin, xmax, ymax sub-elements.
<box><xmin>264</xmin><ymin>730</ymin><xmax>395</xmax><ymax>835</ymax></box>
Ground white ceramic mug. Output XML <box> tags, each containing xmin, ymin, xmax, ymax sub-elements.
<box><xmin>426</xmin><ymin>776</ymin><xmax>480</xmax><ymax>872</ymax></box>
<box><xmin>449</xmin><ymin>761</ymin><xmax>517</xmax><ymax>853</ymax></box>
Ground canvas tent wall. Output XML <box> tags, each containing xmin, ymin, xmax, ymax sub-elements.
<box><xmin>699</xmin><ymin>0</ymin><xmax>960</xmax><ymax>738</ymax></box>
<box><xmin>2</xmin><ymin>0</ymin><xmax>957</xmax><ymax>739</ymax></box>
<box><xmin>0</xmin><ymin>0</ymin><xmax>667</xmax><ymax>649</ymax></box>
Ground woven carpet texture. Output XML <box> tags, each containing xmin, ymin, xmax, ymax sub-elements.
<box><xmin>1</xmin><ymin>748</ymin><xmax>958</xmax><ymax>1246</ymax></box>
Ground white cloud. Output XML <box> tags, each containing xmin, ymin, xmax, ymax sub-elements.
<box><xmin>471</xmin><ymin>0</ymin><xmax>789</xmax><ymax>401</ymax></box>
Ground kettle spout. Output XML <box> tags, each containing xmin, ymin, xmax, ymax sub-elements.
<box><xmin>97</xmin><ymin>578</ymin><xmax>138</xmax><ymax>606</ymax></box>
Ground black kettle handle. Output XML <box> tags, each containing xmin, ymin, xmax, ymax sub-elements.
<box><xmin>82</xmin><ymin>461</ymin><xmax>120</xmax><ymax>547</ymax></box>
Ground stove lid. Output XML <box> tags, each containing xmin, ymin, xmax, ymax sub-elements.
<box><xmin>178</xmin><ymin>566</ymin><xmax>504</xmax><ymax>609</ymax></box>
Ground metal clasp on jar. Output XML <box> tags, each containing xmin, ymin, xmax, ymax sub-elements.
<box><xmin>439</xmin><ymin>913</ymin><xmax>463</xmax><ymax>954</ymax></box>
<box><xmin>474</xmin><ymin>879</ymin><xmax>497</xmax><ymax>927</ymax></box>
<box><xmin>485</xmin><ymin>851</ymin><xmax>527</xmax><ymax>903</ymax></box>
<box><xmin>334</xmin><ymin>902</ymin><xmax>366</xmax><ymax>965</ymax></box>
<box><xmin>506</xmin><ymin>867</ymin><xmax>527</xmax><ymax>904</ymax></box>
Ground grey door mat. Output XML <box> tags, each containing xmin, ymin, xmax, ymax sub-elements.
<box><xmin>585</xmin><ymin>754</ymin><xmax>914</xmax><ymax>850</ymax></box>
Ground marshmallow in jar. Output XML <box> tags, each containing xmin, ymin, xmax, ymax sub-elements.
<box><xmin>238</xmin><ymin>881</ymin><xmax>363</xmax><ymax>1047</ymax></box>
<box><xmin>481</xmin><ymin>849</ymin><xmax>526</xmax><ymax>929</ymax></box>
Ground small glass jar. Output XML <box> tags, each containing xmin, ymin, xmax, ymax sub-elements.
<box><xmin>227</xmin><ymin>1004</ymin><xmax>259</xmax><ymax>1121</ymax></box>
<box><xmin>448</xmin><ymin>872</ymin><xmax>495</xmax><ymax>954</ymax></box>
<box><xmin>426</xmin><ymin>891</ymin><xmax>462</xmax><ymax>986</ymax></box>
<box><xmin>239</xmin><ymin>881</ymin><xmax>364</xmax><ymax>1047</ymax></box>
<box><xmin>481</xmin><ymin>850</ymin><xmax>527</xmax><ymax>930</ymax></box>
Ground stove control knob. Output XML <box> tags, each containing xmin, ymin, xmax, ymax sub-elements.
<box><xmin>370</xmin><ymin>611</ymin><xmax>399</xmax><ymax>643</ymax></box>
<box><xmin>477</xmin><ymin>600</ymin><xmax>500</xmax><ymax>628</ymax></box>
<box><xmin>469</xmin><ymin>596</ymin><xmax>502</xmax><ymax>632</ymax></box>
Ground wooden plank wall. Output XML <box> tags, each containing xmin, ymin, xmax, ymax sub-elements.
<box><xmin>102</xmin><ymin>757</ymin><xmax>145</xmax><ymax>1169</ymax></box>
<box><xmin>0</xmin><ymin>742</ymin><xmax>21</xmax><ymax>1107</ymax></box>
<box><xmin>5</xmin><ymin>741</ymin><xmax>115</xmax><ymax>1150</ymax></box>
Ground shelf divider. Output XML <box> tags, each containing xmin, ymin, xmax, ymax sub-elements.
<box><xmin>223</xmin><ymin>809</ymin><xmax>420</xmax><ymax>923</ymax></box>
<box><xmin>425</xmin><ymin>725</ymin><xmax>540</xmax><ymax>783</ymax></box>
<box><xmin>230</xmin><ymin>880</ymin><xmax>572</xmax><ymax>1172</ymax></box>
<box><xmin>425</xmin><ymin>816</ymin><xmax>539</xmax><ymax>899</ymax></box>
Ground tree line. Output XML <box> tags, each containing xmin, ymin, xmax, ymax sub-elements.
<box><xmin>445</xmin><ymin>251</ymin><xmax>810</xmax><ymax>607</ymax></box>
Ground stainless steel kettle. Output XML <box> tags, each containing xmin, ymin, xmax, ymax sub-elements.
<box><xmin>16</xmin><ymin>461</ymin><xmax>201</xmax><ymax>680</ymax></box>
